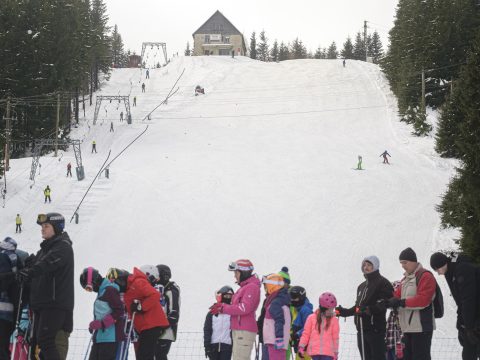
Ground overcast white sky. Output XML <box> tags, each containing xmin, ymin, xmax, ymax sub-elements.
<box><xmin>104</xmin><ymin>0</ymin><xmax>399</xmax><ymax>57</ymax></box>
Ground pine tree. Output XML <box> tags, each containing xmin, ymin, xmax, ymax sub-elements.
<box><xmin>314</xmin><ymin>46</ymin><xmax>324</xmax><ymax>59</ymax></box>
<box><xmin>249</xmin><ymin>32</ymin><xmax>257</xmax><ymax>59</ymax></box>
<box><xmin>353</xmin><ymin>32</ymin><xmax>365</xmax><ymax>61</ymax></box>
<box><xmin>278</xmin><ymin>42</ymin><xmax>290</xmax><ymax>61</ymax></box>
<box><xmin>327</xmin><ymin>42</ymin><xmax>338</xmax><ymax>59</ymax></box>
<box><xmin>270</xmin><ymin>40</ymin><xmax>279</xmax><ymax>62</ymax></box>
<box><xmin>341</xmin><ymin>37</ymin><xmax>354</xmax><ymax>59</ymax></box>
<box><xmin>369</xmin><ymin>31</ymin><xmax>383</xmax><ymax>64</ymax></box>
<box><xmin>257</xmin><ymin>30</ymin><xmax>269</xmax><ymax>62</ymax></box>
<box><xmin>111</xmin><ymin>24</ymin><xmax>126</xmax><ymax>67</ymax></box>
<box><xmin>438</xmin><ymin>30</ymin><xmax>480</xmax><ymax>261</ymax></box>
<box><xmin>185</xmin><ymin>42</ymin><xmax>191</xmax><ymax>56</ymax></box>
<box><xmin>290</xmin><ymin>38</ymin><xmax>307</xmax><ymax>59</ymax></box>
<box><xmin>90</xmin><ymin>0</ymin><xmax>112</xmax><ymax>92</ymax></box>
<box><xmin>435</xmin><ymin>91</ymin><xmax>463</xmax><ymax>158</ymax></box>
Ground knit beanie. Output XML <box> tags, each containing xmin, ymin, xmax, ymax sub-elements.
<box><xmin>399</xmin><ymin>247</ymin><xmax>417</xmax><ymax>262</ymax></box>
<box><xmin>278</xmin><ymin>266</ymin><xmax>291</xmax><ymax>285</ymax></box>
<box><xmin>361</xmin><ymin>255</ymin><xmax>380</xmax><ymax>272</ymax></box>
<box><xmin>430</xmin><ymin>252</ymin><xmax>449</xmax><ymax>270</ymax></box>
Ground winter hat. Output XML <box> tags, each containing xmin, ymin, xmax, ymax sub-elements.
<box><xmin>399</xmin><ymin>247</ymin><xmax>417</xmax><ymax>262</ymax></box>
<box><xmin>0</xmin><ymin>237</ymin><xmax>17</xmax><ymax>251</ymax></box>
<box><xmin>278</xmin><ymin>266</ymin><xmax>291</xmax><ymax>285</ymax></box>
<box><xmin>361</xmin><ymin>256</ymin><xmax>380</xmax><ymax>272</ymax></box>
<box><xmin>430</xmin><ymin>252</ymin><xmax>449</xmax><ymax>270</ymax></box>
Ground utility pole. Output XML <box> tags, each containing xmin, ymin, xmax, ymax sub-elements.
<box><xmin>421</xmin><ymin>68</ymin><xmax>426</xmax><ymax>115</ymax></box>
<box><xmin>364</xmin><ymin>20</ymin><xmax>368</xmax><ymax>62</ymax></box>
<box><xmin>55</xmin><ymin>92</ymin><xmax>60</xmax><ymax>156</ymax></box>
<box><xmin>4</xmin><ymin>97</ymin><xmax>11</xmax><ymax>171</ymax></box>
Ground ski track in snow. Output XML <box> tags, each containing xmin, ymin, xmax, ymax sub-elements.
<box><xmin>1</xmin><ymin>57</ymin><xmax>461</xmax><ymax>352</ymax></box>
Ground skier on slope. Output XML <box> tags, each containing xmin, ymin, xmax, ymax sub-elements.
<box><xmin>209</xmin><ymin>259</ymin><xmax>261</xmax><ymax>360</ymax></box>
<box><xmin>43</xmin><ymin>185</ymin><xmax>51</xmax><ymax>203</ymax></box>
<box><xmin>380</xmin><ymin>150</ymin><xmax>391</xmax><ymax>164</ymax></box>
<box><xmin>289</xmin><ymin>286</ymin><xmax>313</xmax><ymax>358</ymax></box>
<box><xmin>80</xmin><ymin>267</ymin><xmax>124</xmax><ymax>360</ymax></box>
<box><xmin>357</xmin><ymin>156</ymin><xmax>363</xmax><ymax>170</ymax></box>
<box><xmin>155</xmin><ymin>264</ymin><xmax>180</xmax><ymax>360</ymax></box>
<box><xmin>204</xmin><ymin>286</ymin><xmax>234</xmax><ymax>360</ymax></box>
<box><xmin>336</xmin><ymin>256</ymin><xmax>393</xmax><ymax>360</ymax></box>
<box><xmin>15</xmin><ymin>214</ymin><xmax>22</xmax><ymax>233</ymax></box>
<box><xmin>67</xmin><ymin>162</ymin><xmax>72</xmax><ymax>177</ymax></box>
<box><xmin>142</xmin><ymin>83</ymin><xmax>146</xmax><ymax>93</ymax></box>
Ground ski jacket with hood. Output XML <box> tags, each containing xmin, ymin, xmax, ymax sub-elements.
<box><xmin>92</xmin><ymin>278</ymin><xmax>124</xmax><ymax>344</ymax></box>
<box><xmin>394</xmin><ymin>263</ymin><xmax>436</xmax><ymax>333</ymax></box>
<box><xmin>292</xmin><ymin>298</ymin><xmax>314</xmax><ymax>338</ymax></box>
<box><xmin>341</xmin><ymin>256</ymin><xmax>393</xmax><ymax>333</ymax></box>
<box><xmin>124</xmin><ymin>267</ymin><xmax>169</xmax><ymax>332</ymax></box>
<box><xmin>204</xmin><ymin>312</ymin><xmax>232</xmax><ymax>352</ymax></box>
<box><xmin>299</xmin><ymin>310</ymin><xmax>339</xmax><ymax>357</ymax></box>
<box><xmin>263</xmin><ymin>287</ymin><xmax>291</xmax><ymax>349</ymax></box>
<box><xmin>444</xmin><ymin>254</ymin><xmax>480</xmax><ymax>330</ymax></box>
<box><xmin>222</xmin><ymin>275</ymin><xmax>261</xmax><ymax>333</ymax></box>
<box><xmin>29</xmin><ymin>232</ymin><xmax>74</xmax><ymax>312</ymax></box>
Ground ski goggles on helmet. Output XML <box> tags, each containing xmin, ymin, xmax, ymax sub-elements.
<box><xmin>228</xmin><ymin>260</ymin><xmax>254</xmax><ymax>272</ymax></box>
<box><xmin>37</xmin><ymin>214</ymin><xmax>48</xmax><ymax>224</ymax></box>
<box><xmin>261</xmin><ymin>276</ymin><xmax>285</xmax><ymax>286</ymax></box>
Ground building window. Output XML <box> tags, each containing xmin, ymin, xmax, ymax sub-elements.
<box><xmin>225</xmin><ymin>36</ymin><xmax>230</xmax><ymax>43</ymax></box>
<box><xmin>205</xmin><ymin>35</ymin><xmax>210</xmax><ymax>43</ymax></box>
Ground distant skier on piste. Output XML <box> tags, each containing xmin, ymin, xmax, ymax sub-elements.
<box><xmin>380</xmin><ymin>150</ymin><xmax>391</xmax><ymax>164</ymax></box>
<box><xmin>357</xmin><ymin>155</ymin><xmax>363</xmax><ymax>170</ymax></box>
<box><xmin>43</xmin><ymin>185</ymin><xmax>51</xmax><ymax>203</ymax></box>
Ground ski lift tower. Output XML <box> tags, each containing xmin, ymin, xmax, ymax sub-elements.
<box><xmin>93</xmin><ymin>95</ymin><xmax>132</xmax><ymax>125</ymax></box>
<box><xmin>141</xmin><ymin>42</ymin><xmax>168</xmax><ymax>66</ymax></box>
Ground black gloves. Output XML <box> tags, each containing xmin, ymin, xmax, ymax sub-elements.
<box><xmin>24</xmin><ymin>254</ymin><xmax>36</xmax><ymax>267</ymax></box>
<box><xmin>130</xmin><ymin>300</ymin><xmax>142</xmax><ymax>313</ymax></box>
<box><xmin>386</xmin><ymin>297</ymin><xmax>405</xmax><ymax>309</ymax></box>
<box><xmin>335</xmin><ymin>305</ymin><xmax>348</xmax><ymax>317</ymax></box>
<box><xmin>205</xmin><ymin>348</ymin><xmax>212</xmax><ymax>358</ymax></box>
<box><xmin>16</xmin><ymin>268</ymin><xmax>34</xmax><ymax>283</ymax></box>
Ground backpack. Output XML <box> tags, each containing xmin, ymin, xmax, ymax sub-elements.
<box><xmin>416</xmin><ymin>269</ymin><xmax>444</xmax><ymax>319</ymax></box>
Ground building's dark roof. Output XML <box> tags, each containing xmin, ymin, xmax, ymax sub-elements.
<box><xmin>192</xmin><ymin>10</ymin><xmax>243</xmax><ymax>36</ymax></box>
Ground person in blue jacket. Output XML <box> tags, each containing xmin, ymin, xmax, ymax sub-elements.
<box><xmin>289</xmin><ymin>286</ymin><xmax>313</xmax><ymax>356</ymax></box>
<box><xmin>80</xmin><ymin>267</ymin><xmax>125</xmax><ymax>360</ymax></box>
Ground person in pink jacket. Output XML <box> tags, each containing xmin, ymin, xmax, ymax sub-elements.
<box><xmin>299</xmin><ymin>292</ymin><xmax>340</xmax><ymax>360</ymax></box>
<box><xmin>209</xmin><ymin>259</ymin><xmax>261</xmax><ymax>360</ymax></box>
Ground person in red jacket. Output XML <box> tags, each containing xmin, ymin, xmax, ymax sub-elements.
<box><xmin>124</xmin><ymin>267</ymin><xmax>169</xmax><ymax>360</ymax></box>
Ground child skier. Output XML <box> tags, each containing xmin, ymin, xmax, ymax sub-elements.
<box><xmin>204</xmin><ymin>286</ymin><xmax>234</xmax><ymax>360</ymax></box>
<box><xmin>80</xmin><ymin>267</ymin><xmax>124</xmax><ymax>360</ymax></box>
<box><xmin>380</xmin><ymin>150</ymin><xmax>391</xmax><ymax>164</ymax></box>
<box><xmin>289</xmin><ymin>286</ymin><xmax>313</xmax><ymax>357</ymax></box>
<box><xmin>298</xmin><ymin>292</ymin><xmax>339</xmax><ymax>360</ymax></box>
<box><xmin>262</xmin><ymin>273</ymin><xmax>291</xmax><ymax>360</ymax></box>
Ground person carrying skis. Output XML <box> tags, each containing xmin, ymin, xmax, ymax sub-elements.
<box><xmin>0</xmin><ymin>237</ymin><xmax>18</xmax><ymax>359</ymax></box>
<box><xmin>16</xmin><ymin>213</ymin><xmax>74</xmax><ymax>360</ymax></box>
<box><xmin>380</xmin><ymin>151</ymin><xmax>391</xmax><ymax>164</ymax></box>
<box><xmin>336</xmin><ymin>255</ymin><xmax>393</xmax><ymax>360</ymax></box>
<box><xmin>261</xmin><ymin>273</ymin><xmax>291</xmax><ymax>360</ymax></box>
<box><xmin>298</xmin><ymin>292</ymin><xmax>340</xmax><ymax>360</ymax></box>
<box><xmin>124</xmin><ymin>266</ymin><xmax>169</xmax><ymax>360</ymax></box>
<box><xmin>43</xmin><ymin>186</ymin><xmax>51</xmax><ymax>203</ymax></box>
<box><xmin>91</xmin><ymin>140</ymin><xmax>97</xmax><ymax>154</ymax></box>
<box><xmin>289</xmin><ymin>286</ymin><xmax>313</xmax><ymax>358</ymax></box>
<box><xmin>80</xmin><ymin>267</ymin><xmax>124</xmax><ymax>360</ymax></box>
<box><xmin>15</xmin><ymin>214</ymin><xmax>22</xmax><ymax>233</ymax></box>
<box><xmin>430</xmin><ymin>252</ymin><xmax>479</xmax><ymax>360</ymax></box>
<box><xmin>209</xmin><ymin>259</ymin><xmax>261</xmax><ymax>360</ymax></box>
<box><xmin>204</xmin><ymin>286</ymin><xmax>234</xmax><ymax>360</ymax></box>
<box><xmin>155</xmin><ymin>264</ymin><xmax>180</xmax><ymax>360</ymax></box>
<box><xmin>66</xmin><ymin>163</ymin><xmax>72</xmax><ymax>177</ymax></box>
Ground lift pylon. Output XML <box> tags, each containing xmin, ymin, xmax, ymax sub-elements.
<box><xmin>93</xmin><ymin>95</ymin><xmax>131</xmax><ymax>125</ymax></box>
<box><xmin>141</xmin><ymin>42</ymin><xmax>168</xmax><ymax>66</ymax></box>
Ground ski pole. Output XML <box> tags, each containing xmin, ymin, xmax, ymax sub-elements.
<box><xmin>359</xmin><ymin>316</ymin><xmax>366</xmax><ymax>360</ymax></box>
<box><xmin>10</xmin><ymin>282</ymin><xmax>24</xmax><ymax>360</ymax></box>
<box><xmin>83</xmin><ymin>335</ymin><xmax>93</xmax><ymax>360</ymax></box>
<box><xmin>122</xmin><ymin>312</ymin><xmax>136</xmax><ymax>360</ymax></box>
<box><xmin>254</xmin><ymin>338</ymin><xmax>259</xmax><ymax>360</ymax></box>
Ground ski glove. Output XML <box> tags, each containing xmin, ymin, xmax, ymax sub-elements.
<box><xmin>335</xmin><ymin>305</ymin><xmax>348</xmax><ymax>317</ymax></box>
<box><xmin>274</xmin><ymin>338</ymin><xmax>284</xmax><ymax>350</ymax></box>
<box><xmin>355</xmin><ymin>305</ymin><xmax>370</xmax><ymax>315</ymax></box>
<box><xmin>16</xmin><ymin>268</ymin><xmax>34</xmax><ymax>283</ymax></box>
<box><xmin>209</xmin><ymin>302</ymin><xmax>223</xmax><ymax>315</ymax></box>
<box><xmin>205</xmin><ymin>348</ymin><xmax>212</xmax><ymax>358</ymax></box>
<box><xmin>386</xmin><ymin>297</ymin><xmax>405</xmax><ymax>309</ymax></box>
<box><xmin>102</xmin><ymin>314</ymin><xmax>115</xmax><ymax>328</ymax></box>
<box><xmin>130</xmin><ymin>300</ymin><xmax>143</xmax><ymax>313</ymax></box>
<box><xmin>298</xmin><ymin>346</ymin><xmax>305</xmax><ymax>358</ymax></box>
<box><xmin>89</xmin><ymin>320</ymin><xmax>103</xmax><ymax>331</ymax></box>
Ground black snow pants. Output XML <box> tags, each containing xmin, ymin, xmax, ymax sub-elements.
<box><xmin>89</xmin><ymin>342</ymin><xmax>118</xmax><ymax>360</ymax></box>
<box><xmin>208</xmin><ymin>344</ymin><xmax>233</xmax><ymax>360</ymax></box>
<box><xmin>458</xmin><ymin>328</ymin><xmax>480</xmax><ymax>360</ymax></box>
<box><xmin>0</xmin><ymin>319</ymin><xmax>14</xmax><ymax>360</ymax></box>
<box><xmin>155</xmin><ymin>339</ymin><xmax>172</xmax><ymax>360</ymax></box>
<box><xmin>357</xmin><ymin>329</ymin><xmax>386</xmax><ymax>360</ymax></box>
<box><xmin>403</xmin><ymin>331</ymin><xmax>432</xmax><ymax>360</ymax></box>
<box><xmin>31</xmin><ymin>309</ymin><xmax>72</xmax><ymax>360</ymax></box>
<box><xmin>136</xmin><ymin>327</ymin><xmax>163</xmax><ymax>360</ymax></box>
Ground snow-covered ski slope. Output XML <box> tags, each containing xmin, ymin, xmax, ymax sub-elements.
<box><xmin>2</xmin><ymin>56</ymin><xmax>460</xmax><ymax>346</ymax></box>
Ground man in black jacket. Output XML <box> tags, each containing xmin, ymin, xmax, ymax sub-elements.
<box><xmin>155</xmin><ymin>264</ymin><xmax>180</xmax><ymax>360</ymax></box>
<box><xmin>18</xmin><ymin>213</ymin><xmax>74</xmax><ymax>360</ymax></box>
<box><xmin>430</xmin><ymin>252</ymin><xmax>480</xmax><ymax>360</ymax></box>
<box><xmin>336</xmin><ymin>255</ymin><xmax>393</xmax><ymax>360</ymax></box>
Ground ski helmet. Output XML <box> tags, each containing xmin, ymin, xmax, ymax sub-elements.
<box><xmin>156</xmin><ymin>264</ymin><xmax>171</xmax><ymax>286</ymax></box>
<box><xmin>319</xmin><ymin>292</ymin><xmax>337</xmax><ymax>309</ymax></box>
<box><xmin>228</xmin><ymin>259</ymin><xmax>254</xmax><ymax>282</ymax></box>
<box><xmin>262</xmin><ymin>273</ymin><xmax>285</xmax><ymax>295</ymax></box>
<box><xmin>37</xmin><ymin>213</ymin><xmax>65</xmax><ymax>235</ymax></box>
<box><xmin>216</xmin><ymin>285</ymin><xmax>234</xmax><ymax>304</ymax></box>
<box><xmin>139</xmin><ymin>265</ymin><xmax>160</xmax><ymax>285</ymax></box>
<box><xmin>289</xmin><ymin>286</ymin><xmax>307</xmax><ymax>307</ymax></box>
<box><xmin>0</xmin><ymin>237</ymin><xmax>17</xmax><ymax>251</ymax></box>
<box><xmin>80</xmin><ymin>267</ymin><xmax>103</xmax><ymax>292</ymax></box>
<box><xmin>106</xmin><ymin>268</ymin><xmax>130</xmax><ymax>292</ymax></box>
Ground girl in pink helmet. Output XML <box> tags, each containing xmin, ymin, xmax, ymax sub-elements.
<box><xmin>298</xmin><ymin>292</ymin><xmax>340</xmax><ymax>360</ymax></box>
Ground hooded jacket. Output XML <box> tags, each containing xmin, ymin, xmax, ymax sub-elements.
<box><xmin>263</xmin><ymin>287</ymin><xmax>291</xmax><ymax>348</ymax></box>
<box><xmin>222</xmin><ymin>275</ymin><xmax>261</xmax><ymax>333</ymax></box>
<box><xmin>29</xmin><ymin>232</ymin><xmax>74</xmax><ymax>312</ymax></box>
<box><xmin>124</xmin><ymin>268</ymin><xmax>169</xmax><ymax>332</ymax></box>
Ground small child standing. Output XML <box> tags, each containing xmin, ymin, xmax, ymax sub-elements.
<box><xmin>204</xmin><ymin>286</ymin><xmax>234</xmax><ymax>360</ymax></box>
<box><xmin>298</xmin><ymin>292</ymin><xmax>339</xmax><ymax>360</ymax></box>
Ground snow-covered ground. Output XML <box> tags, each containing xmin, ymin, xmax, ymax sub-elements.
<box><xmin>1</xmin><ymin>56</ymin><xmax>461</xmax><ymax>358</ymax></box>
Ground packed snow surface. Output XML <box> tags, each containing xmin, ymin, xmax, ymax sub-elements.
<box><xmin>1</xmin><ymin>56</ymin><xmax>460</xmax><ymax>356</ymax></box>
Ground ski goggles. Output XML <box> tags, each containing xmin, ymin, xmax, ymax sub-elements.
<box><xmin>261</xmin><ymin>276</ymin><xmax>285</xmax><ymax>286</ymax></box>
<box><xmin>37</xmin><ymin>214</ymin><xmax>48</xmax><ymax>225</ymax></box>
<box><xmin>228</xmin><ymin>261</ymin><xmax>254</xmax><ymax>272</ymax></box>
